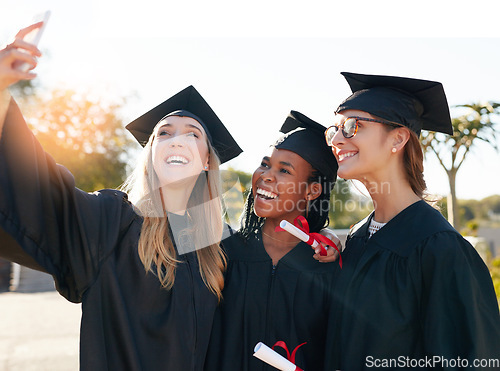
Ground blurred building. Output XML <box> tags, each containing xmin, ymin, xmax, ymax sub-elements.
<box><xmin>10</xmin><ymin>263</ymin><xmax>55</xmax><ymax>292</ymax></box>
<box><xmin>478</xmin><ymin>227</ymin><xmax>500</xmax><ymax>258</ymax></box>
<box><xmin>0</xmin><ymin>259</ymin><xmax>54</xmax><ymax>293</ymax></box>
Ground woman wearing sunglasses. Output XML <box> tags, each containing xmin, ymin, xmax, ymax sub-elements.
<box><xmin>323</xmin><ymin>72</ymin><xmax>500</xmax><ymax>370</ymax></box>
<box><xmin>0</xmin><ymin>24</ymin><xmax>242</xmax><ymax>371</ymax></box>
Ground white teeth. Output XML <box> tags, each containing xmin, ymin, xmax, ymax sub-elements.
<box><xmin>166</xmin><ymin>155</ymin><xmax>189</xmax><ymax>165</ymax></box>
<box><xmin>256</xmin><ymin>188</ymin><xmax>278</xmax><ymax>199</ymax></box>
<box><xmin>339</xmin><ymin>152</ymin><xmax>357</xmax><ymax>161</ymax></box>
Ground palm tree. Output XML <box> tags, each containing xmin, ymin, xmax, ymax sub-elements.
<box><xmin>420</xmin><ymin>102</ymin><xmax>499</xmax><ymax>230</ymax></box>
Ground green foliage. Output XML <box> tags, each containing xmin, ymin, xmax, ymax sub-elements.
<box><xmin>435</xmin><ymin>195</ymin><xmax>500</xmax><ymax>233</ymax></box>
<box><xmin>329</xmin><ymin>179</ymin><xmax>373</xmax><ymax>229</ymax></box>
<box><xmin>421</xmin><ymin>102</ymin><xmax>500</xmax><ymax>168</ymax></box>
<box><xmin>18</xmin><ymin>89</ymin><xmax>136</xmax><ymax>191</ymax></box>
<box><xmin>461</xmin><ymin>204</ymin><xmax>475</xmax><ymax>223</ymax></box>
<box><xmin>458</xmin><ymin>196</ymin><xmax>500</xmax><ymax>229</ymax></box>
<box><xmin>487</xmin><ymin>195</ymin><xmax>500</xmax><ymax>214</ymax></box>
<box><xmin>222</xmin><ymin>167</ymin><xmax>252</xmax><ymax>191</ymax></box>
<box><xmin>221</xmin><ymin>167</ymin><xmax>252</xmax><ymax>227</ymax></box>
<box><xmin>221</xmin><ymin>167</ymin><xmax>252</xmax><ymax>229</ymax></box>
<box><xmin>463</xmin><ymin>220</ymin><xmax>479</xmax><ymax>237</ymax></box>
<box><xmin>420</xmin><ymin>101</ymin><xmax>500</xmax><ymax>229</ymax></box>
<box><xmin>435</xmin><ymin>197</ymin><xmax>448</xmax><ymax>219</ymax></box>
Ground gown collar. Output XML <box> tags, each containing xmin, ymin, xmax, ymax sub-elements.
<box><xmin>253</xmin><ymin>229</ymin><xmax>334</xmax><ymax>272</ymax></box>
<box><xmin>348</xmin><ymin>200</ymin><xmax>434</xmax><ymax>256</ymax></box>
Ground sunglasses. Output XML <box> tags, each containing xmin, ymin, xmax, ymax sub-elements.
<box><xmin>325</xmin><ymin>116</ymin><xmax>402</xmax><ymax>145</ymax></box>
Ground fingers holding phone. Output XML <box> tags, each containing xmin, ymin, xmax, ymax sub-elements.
<box><xmin>0</xmin><ymin>26</ymin><xmax>40</xmax><ymax>90</ymax></box>
<box><xmin>14</xmin><ymin>11</ymin><xmax>50</xmax><ymax>73</ymax></box>
<box><xmin>12</xmin><ymin>22</ymin><xmax>45</xmax><ymax>55</ymax></box>
<box><xmin>0</xmin><ymin>12</ymin><xmax>49</xmax><ymax>91</ymax></box>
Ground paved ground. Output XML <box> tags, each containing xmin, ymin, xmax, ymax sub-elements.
<box><xmin>0</xmin><ymin>291</ymin><xmax>81</xmax><ymax>371</ymax></box>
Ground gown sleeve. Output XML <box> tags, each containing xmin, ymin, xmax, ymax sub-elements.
<box><xmin>0</xmin><ymin>97</ymin><xmax>134</xmax><ymax>303</ymax></box>
<box><xmin>0</xmin><ymin>225</ymin><xmax>47</xmax><ymax>272</ymax></box>
<box><xmin>416</xmin><ymin>231</ymin><xmax>500</xmax><ymax>364</ymax></box>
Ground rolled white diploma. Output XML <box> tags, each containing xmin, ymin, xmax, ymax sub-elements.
<box><xmin>253</xmin><ymin>342</ymin><xmax>298</xmax><ymax>371</ymax></box>
<box><xmin>279</xmin><ymin>220</ymin><xmax>320</xmax><ymax>249</ymax></box>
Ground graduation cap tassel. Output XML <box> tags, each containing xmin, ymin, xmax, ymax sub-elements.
<box><xmin>275</xmin><ymin>216</ymin><xmax>342</xmax><ymax>268</ymax></box>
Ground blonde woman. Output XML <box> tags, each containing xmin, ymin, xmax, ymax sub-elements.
<box><xmin>0</xmin><ymin>24</ymin><xmax>241</xmax><ymax>371</ymax></box>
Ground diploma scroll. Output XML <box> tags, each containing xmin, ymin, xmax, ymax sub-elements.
<box><xmin>279</xmin><ymin>220</ymin><xmax>320</xmax><ymax>248</ymax></box>
<box><xmin>253</xmin><ymin>342</ymin><xmax>303</xmax><ymax>371</ymax></box>
<box><xmin>276</xmin><ymin>216</ymin><xmax>342</xmax><ymax>266</ymax></box>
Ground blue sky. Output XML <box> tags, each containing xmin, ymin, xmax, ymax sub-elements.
<box><xmin>1</xmin><ymin>0</ymin><xmax>499</xmax><ymax>200</ymax></box>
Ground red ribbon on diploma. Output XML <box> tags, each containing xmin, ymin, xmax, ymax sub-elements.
<box><xmin>275</xmin><ymin>215</ymin><xmax>342</xmax><ymax>268</ymax></box>
<box><xmin>272</xmin><ymin>341</ymin><xmax>306</xmax><ymax>371</ymax></box>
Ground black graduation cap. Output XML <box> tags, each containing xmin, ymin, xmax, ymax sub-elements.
<box><xmin>126</xmin><ymin>85</ymin><xmax>243</xmax><ymax>164</ymax></box>
<box><xmin>335</xmin><ymin>72</ymin><xmax>453</xmax><ymax>135</ymax></box>
<box><xmin>274</xmin><ymin>111</ymin><xmax>338</xmax><ymax>180</ymax></box>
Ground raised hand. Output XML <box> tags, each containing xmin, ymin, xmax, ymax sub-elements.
<box><xmin>0</xmin><ymin>22</ymin><xmax>43</xmax><ymax>91</ymax></box>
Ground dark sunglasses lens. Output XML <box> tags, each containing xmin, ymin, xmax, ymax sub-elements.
<box><xmin>343</xmin><ymin>118</ymin><xmax>357</xmax><ymax>138</ymax></box>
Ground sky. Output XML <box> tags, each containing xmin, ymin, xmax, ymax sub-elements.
<box><xmin>1</xmin><ymin>0</ymin><xmax>499</xmax><ymax>200</ymax></box>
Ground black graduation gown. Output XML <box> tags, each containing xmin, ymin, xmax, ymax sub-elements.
<box><xmin>326</xmin><ymin>200</ymin><xmax>500</xmax><ymax>370</ymax></box>
<box><xmin>0</xmin><ymin>98</ymin><xmax>217</xmax><ymax>370</ymax></box>
<box><xmin>205</xmin><ymin>231</ymin><xmax>336</xmax><ymax>371</ymax></box>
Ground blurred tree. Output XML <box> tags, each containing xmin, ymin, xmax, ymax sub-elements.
<box><xmin>329</xmin><ymin>179</ymin><xmax>373</xmax><ymax>229</ymax></box>
<box><xmin>421</xmin><ymin>102</ymin><xmax>500</xmax><ymax>230</ymax></box>
<box><xmin>9</xmin><ymin>78</ymin><xmax>37</xmax><ymax>98</ymax></box>
<box><xmin>435</xmin><ymin>197</ymin><xmax>448</xmax><ymax>219</ymax></box>
<box><xmin>221</xmin><ymin>167</ymin><xmax>252</xmax><ymax>228</ymax></box>
<box><xmin>489</xmin><ymin>195</ymin><xmax>500</xmax><ymax>214</ymax></box>
<box><xmin>463</xmin><ymin>220</ymin><xmax>479</xmax><ymax>237</ymax></box>
<box><xmin>435</xmin><ymin>195</ymin><xmax>500</xmax><ymax>231</ymax></box>
<box><xmin>19</xmin><ymin>89</ymin><xmax>136</xmax><ymax>191</ymax></box>
<box><xmin>460</xmin><ymin>204</ymin><xmax>475</xmax><ymax>223</ymax></box>
<box><xmin>490</xmin><ymin>257</ymin><xmax>500</xmax><ymax>309</ymax></box>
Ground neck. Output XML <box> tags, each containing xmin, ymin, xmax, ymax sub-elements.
<box><xmin>261</xmin><ymin>215</ymin><xmax>303</xmax><ymax>265</ymax></box>
<box><xmin>161</xmin><ymin>183</ymin><xmax>195</xmax><ymax>216</ymax></box>
<box><xmin>265</xmin><ymin>209</ymin><xmax>309</xmax><ymax>232</ymax></box>
<box><xmin>361</xmin><ymin>175</ymin><xmax>421</xmax><ymax>223</ymax></box>
<box><xmin>262</xmin><ymin>218</ymin><xmax>301</xmax><ymax>243</ymax></box>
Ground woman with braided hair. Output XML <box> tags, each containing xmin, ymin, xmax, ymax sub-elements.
<box><xmin>206</xmin><ymin>111</ymin><xmax>340</xmax><ymax>371</ymax></box>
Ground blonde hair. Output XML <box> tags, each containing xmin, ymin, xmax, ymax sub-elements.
<box><xmin>121</xmin><ymin>124</ymin><xmax>226</xmax><ymax>300</ymax></box>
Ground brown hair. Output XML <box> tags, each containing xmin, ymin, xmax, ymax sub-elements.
<box><xmin>121</xmin><ymin>124</ymin><xmax>226</xmax><ymax>301</ymax></box>
<box><xmin>402</xmin><ymin>130</ymin><xmax>426</xmax><ymax>198</ymax></box>
<box><xmin>398</xmin><ymin>128</ymin><xmax>440</xmax><ymax>204</ymax></box>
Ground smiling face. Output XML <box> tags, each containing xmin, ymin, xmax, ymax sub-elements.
<box><xmin>151</xmin><ymin>115</ymin><xmax>209</xmax><ymax>187</ymax></box>
<box><xmin>328</xmin><ymin>110</ymin><xmax>396</xmax><ymax>182</ymax></box>
<box><xmin>251</xmin><ymin>148</ymin><xmax>317</xmax><ymax>220</ymax></box>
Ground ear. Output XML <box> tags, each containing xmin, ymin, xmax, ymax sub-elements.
<box><xmin>391</xmin><ymin>127</ymin><xmax>411</xmax><ymax>153</ymax></box>
<box><xmin>306</xmin><ymin>182</ymin><xmax>322</xmax><ymax>201</ymax></box>
<box><xmin>204</xmin><ymin>155</ymin><xmax>210</xmax><ymax>171</ymax></box>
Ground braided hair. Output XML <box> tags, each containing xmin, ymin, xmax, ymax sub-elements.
<box><xmin>238</xmin><ymin>168</ymin><xmax>335</xmax><ymax>240</ymax></box>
